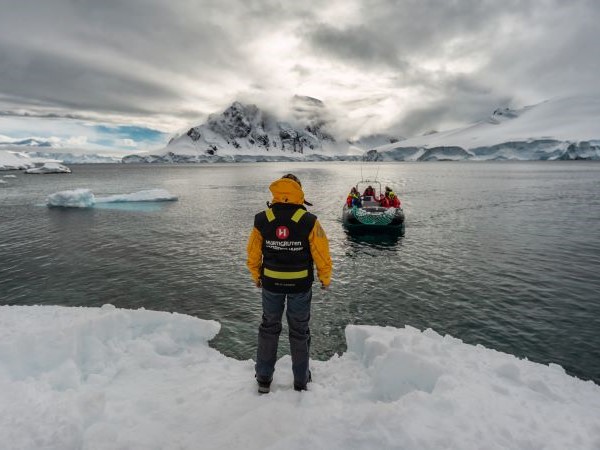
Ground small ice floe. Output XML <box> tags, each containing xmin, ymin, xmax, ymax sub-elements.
<box><xmin>0</xmin><ymin>179</ymin><xmax>7</xmax><ymax>185</ymax></box>
<box><xmin>46</xmin><ymin>188</ymin><xmax>178</xmax><ymax>208</ymax></box>
<box><xmin>25</xmin><ymin>162</ymin><xmax>72</xmax><ymax>174</ymax></box>
<box><xmin>47</xmin><ymin>189</ymin><xmax>95</xmax><ymax>208</ymax></box>
<box><xmin>3</xmin><ymin>174</ymin><xmax>17</xmax><ymax>178</ymax></box>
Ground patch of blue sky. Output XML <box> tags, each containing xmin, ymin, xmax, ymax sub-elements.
<box><xmin>0</xmin><ymin>116</ymin><xmax>170</xmax><ymax>151</ymax></box>
<box><xmin>93</xmin><ymin>125</ymin><xmax>166</xmax><ymax>143</ymax></box>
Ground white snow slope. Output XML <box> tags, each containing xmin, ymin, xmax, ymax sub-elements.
<box><xmin>370</xmin><ymin>95</ymin><xmax>600</xmax><ymax>161</ymax></box>
<box><xmin>0</xmin><ymin>150</ymin><xmax>36</xmax><ymax>170</ymax></box>
<box><xmin>1</xmin><ymin>305</ymin><xmax>599</xmax><ymax>450</ymax></box>
<box><xmin>0</xmin><ymin>150</ymin><xmax>122</xmax><ymax>170</ymax></box>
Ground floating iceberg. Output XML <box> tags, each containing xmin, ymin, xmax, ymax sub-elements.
<box><xmin>3</xmin><ymin>174</ymin><xmax>17</xmax><ymax>178</ymax></box>
<box><xmin>46</xmin><ymin>188</ymin><xmax>178</xmax><ymax>208</ymax></box>
<box><xmin>1</xmin><ymin>305</ymin><xmax>598</xmax><ymax>449</ymax></box>
<box><xmin>47</xmin><ymin>188</ymin><xmax>96</xmax><ymax>208</ymax></box>
<box><xmin>25</xmin><ymin>162</ymin><xmax>72</xmax><ymax>174</ymax></box>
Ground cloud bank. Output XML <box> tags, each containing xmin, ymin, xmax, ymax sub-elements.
<box><xmin>0</xmin><ymin>0</ymin><xmax>598</xmax><ymax>144</ymax></box>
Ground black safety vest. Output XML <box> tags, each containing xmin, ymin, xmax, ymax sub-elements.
<box><xmin>254</xmin><ymin>203</ymin><xmax>317</xmax><ymax>293</ymax></box>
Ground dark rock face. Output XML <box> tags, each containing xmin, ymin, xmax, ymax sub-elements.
<box><xmin>208</xmin><ymin>102</ymin><xmax>257</xmax><ymax>139</ymax></box>
<box><xmin>186</xmin><ymin>128</ymin><xmax>202</xmax><ymax>141</ymax></box>
<box><xmin>306</xmin><ymin>121</ymin><xmax>335</xmax><ymax>143</ymax></box>
<box><xmin>363</xmin><ymin>149</ymin><xmax>380</xmax><ymax>161</ymax></box>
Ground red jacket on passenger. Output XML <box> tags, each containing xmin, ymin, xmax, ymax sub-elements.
<box><xmin>380</xmin><ymin>195</ymin><xmax>400</xmax><ymax>208</ymax></box>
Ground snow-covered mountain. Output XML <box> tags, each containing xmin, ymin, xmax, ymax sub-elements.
<box><xmin>0</xmin><ymin>136</ymin><xmax>123</xmax><ymax>167</ymax></box>
<box><xmin>125</xmin><ymin>98</ymin><xmax>344</xmax><ymax>163</ymax></box>
<box><xmin>366</xmin><ymin>95</ymin><xmax>600</xmax><ymax>161</ymax></box>
<box><xmin>0</xmin><ymin>137</ymin><xmax>54</xmax><ymax>148</ymax></box>
<box><xmin>125</xmin><ymin>95</ymin><xmax>600</xmax><ymax>163</ymax></box>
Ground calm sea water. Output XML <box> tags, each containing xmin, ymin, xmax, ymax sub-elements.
<box><xmin>1</xmin><ymin>162</ymin><xmax>599</xmax><ymax>384</ymax></box>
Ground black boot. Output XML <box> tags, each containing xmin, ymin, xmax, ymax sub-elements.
<box><xmin>293</xmin><ymin>370</ymin><xmax>312</xmax><ymax>392</ymax></box>
<box><xmin>256</xmin><ymin>375</ymin><xmax>272</xmax><ymax>394</ymax></box>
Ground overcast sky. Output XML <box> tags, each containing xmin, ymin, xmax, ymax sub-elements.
<box><xmin>0</xmin><ymin>0</ymin><xmax>599</xmax><ymax>150</ymax></box>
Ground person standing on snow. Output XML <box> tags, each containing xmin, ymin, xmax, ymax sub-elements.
<box><xmin>247</xmin><ymin>173</ymin><xmax>332</xmax><ymax>394</ymax></box>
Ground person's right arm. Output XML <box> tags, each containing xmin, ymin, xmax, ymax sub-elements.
<box><xmin>246</xmin><ymin>227</ymin><xmax>263</xmax><ymax>287</ymax></box>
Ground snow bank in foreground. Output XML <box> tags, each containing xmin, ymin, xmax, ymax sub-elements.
<box><xmin>46</xmin><ymin>189</ymin><xmax>178</xmax><ymax>208</ymax></box>
<box><xmin>0</xmin><ymin>306</ymin><xmax>598</xmax><ymax>450</ymax></box>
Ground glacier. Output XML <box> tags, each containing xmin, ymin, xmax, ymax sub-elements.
<box><xmin>0</xmin><ymin>305</ymin><xmax>598</xmax><ymax>449</ymax></box>
<box><xmin>367</xmin><ymin>95</ymin><xmax>600</xmax><ymax>161</ymax></box>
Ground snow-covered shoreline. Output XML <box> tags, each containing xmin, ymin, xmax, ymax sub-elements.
<box><xmin>123</xmin><ymin>95</ymin><xmax>600</xmax><ymax>163</ymax></box>
<box><xmin>123</xmin><ymin>139</ymin><xmax>600</xmax><ymax>164</ymax></box>
<box><xmin>1</xmin><ymin>305</ymin><xmax>598</xmax><ymax>449</ymax></box>
<box><xmin>3</xmin><ymin>96</ymin><xmax>600</xmax><ymax>169</ymax></box>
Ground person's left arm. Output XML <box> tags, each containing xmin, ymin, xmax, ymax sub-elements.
<box><xmin>309</xmin><ymin>220</ymin><xmax>332</xmax><ymax>288</ymax></box>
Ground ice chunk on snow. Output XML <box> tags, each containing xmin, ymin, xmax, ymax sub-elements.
<box><xmin>47</xmin><ymin>188</ymin><xmax>96</xmax><ymax>208</ymax></box>
<box><xmin>95</xmin><ymin>189</ymin><xmax>178</xmax><ymax>203</ymax></box>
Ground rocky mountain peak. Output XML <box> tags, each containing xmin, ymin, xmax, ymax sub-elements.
<box><xmin>174</xmin><ymin>99</ymin><xmax>337</xmax><ymax>156</ymax></box>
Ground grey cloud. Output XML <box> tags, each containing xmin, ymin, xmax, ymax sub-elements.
<box><xmin>303</xmin><ymin>0</ymin><xmax>600</xmax><ymax>136</ymax></box>
<box><xmin>305</xmin><ymin>0</ymin><xmax>534</xmax><ymax>67</ymax></box>
<box><xmin>0</xmin><ymin>0</ymin><xmax>293</xmax><ymax>125</ymax></box>
<box><xmin>308</xmin><ymin>24</ymin><xmax>408</xmax><ymax>69</ymax></box>
<box><xmin>0</xmin><ymin>0</ymin><xmax>599</xmax><ymax>139</ymax></box>
<box><xmin>396</xmin><ymin>92</ymin><xmax>512</xmax><ymax>137</ymax></box>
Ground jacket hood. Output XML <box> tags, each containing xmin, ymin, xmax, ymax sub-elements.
<box><xmin>269</xmin><ymin>178</ymin><xmax>305</xmax><ymax>205</ymax></box>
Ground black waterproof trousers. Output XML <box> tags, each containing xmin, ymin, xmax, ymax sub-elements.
<box><xmin>255</xmin><ymin>288</ymin><xmax>312</xmax><ymax>385</ymax></box>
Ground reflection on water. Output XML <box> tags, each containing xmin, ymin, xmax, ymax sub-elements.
<box><xmin>344</xmin><ymin>230</ymin><xmax>403</xmax><ymax>250</ymax></box>
<box><xmin>1</xmin><ymin>162</ymin><xmax>600</xmax><ymax>384</ymax></box>
<box><xmin>93</xmin><ymin>202</ymin><xmax>167</xmax><ymax>212</ymax></box>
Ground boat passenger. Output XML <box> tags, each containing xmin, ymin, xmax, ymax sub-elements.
<box><xmin>380</xmin><ymin>186</ymin><xmax>401</xmax><ymax>208</ymax></box>
<box><xmin>362</xmin><ymin>185</ymin><xmax>375</xmax><ymax>198</ymax></box>
<box><xmin>389</xmin><ymin>192</ymin><xmax>401</xmax><ymax>208</ymax></box>
<box><xmin>346</xmin><ymin>187</ymin><xmax>362</xmax><ymax>207</ymax></box>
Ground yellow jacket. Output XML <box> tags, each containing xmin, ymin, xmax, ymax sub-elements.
<box><xmin>247</xmin><ymin>178</ymin><xmax>332</xmax><ymax>287</ymax></box>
